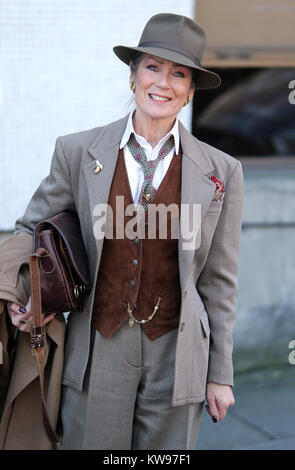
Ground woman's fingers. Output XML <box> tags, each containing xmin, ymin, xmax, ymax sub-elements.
<box><xmin>9</xmin><ymin>313</ymin><xmax>31</xmax><ymax>333</ymax></box>
<box><xmin>205</xmin><ymin>400</ymin><xmax>219</xmax><ymax>423</ymax></box>
<box><xmin>6</xmin><ymin>301</ymin><xmax>31</xmax><ymax>331</ymax></box>
<box><xmin>17</xmin><ymin>312</ymin><xmax>56</xmax><ymax>333</ymax></box>
<box><xmin>6</xmin><ymin>299</ymin><xmax>56</xmax><ymax>332</ymax></box>
<box><xmin>17</xmin><ymin>321</ymin><xmax>31</xmax><ymax>333</ymax></box>
<box><xmin>41</xmin><ymin>313</ymin><xmax>56</xmax><ymax>325</ymax></box>
<box><xmin>7</xmin><ymin>301</ymin><xmax>31</xmax><ymax>320</ymax></box>
<box><xmin>17</xmin><ymin>296</ymin><xmax>33</xmax><ymax>332</ymax></box>
<box><xmin>7</xmin><ymin>301</ymin><xmax>24</xmax><ymax>317</ymax></box>
<box><xmin>205</xmin><ymin>383</ymin><xmax>235</xmax><ymax>423</ymax></box>
<box><xmin>24</xmin><ymin>297</ymin><xmax>56</xmax><ymax>326</ymax></box>
<box><xmin>216</xmin><ymin>397</ymin><xmax>227</xmax><ymax>421</ymax></box>
<box><xmin>25</xmin><ymin>296</ymin><xmax>32</xmax><ymax>311</ymax></box>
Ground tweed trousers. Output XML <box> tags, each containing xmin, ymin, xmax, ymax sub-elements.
<box><xmin>60</xmin><ymin>320</ymin><xmax>204</xmax><ymax>450</ymax></box>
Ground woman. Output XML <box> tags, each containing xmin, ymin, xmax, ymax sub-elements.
<box><xmin>1</xmin><ymin>13</ymin><xmax>243</xmax><ymax>450</ymax></box>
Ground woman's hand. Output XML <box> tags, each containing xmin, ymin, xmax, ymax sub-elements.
<box><xmin>6</xmin><ymin>296</ymin><xmax>56</xmax><ymax>333</ymax></box>
<box><xmin>205</xmin><ymin>382</ymin><xmax>235</xmax><ymax>423</ymax></box>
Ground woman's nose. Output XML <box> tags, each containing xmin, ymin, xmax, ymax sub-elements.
<box><xmin>156</xmin><ymin>71</ymin><xmax>170</xmax><ymax>88</ymax></box>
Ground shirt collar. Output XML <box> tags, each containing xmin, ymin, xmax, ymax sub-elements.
<box><xmin>120</xmin><ymin>110</ymin><xmax>180</xmax><ymax>155</ymax></box>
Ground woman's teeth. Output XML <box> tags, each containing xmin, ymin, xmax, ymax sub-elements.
<box><xmin>149</xmin><ymin>94</ymin><xmax>170</xmax><ymax>102</ymax></box>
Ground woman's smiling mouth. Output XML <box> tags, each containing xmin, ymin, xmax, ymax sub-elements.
<box><xmin>148</xmin><ymin>93</ymin><xmax>172</xmax><ymax>102</ymax></box>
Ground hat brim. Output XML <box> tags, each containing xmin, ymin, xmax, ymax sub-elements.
<box><xmin>113</xmin><ymin>45</ymin><xmax>221</xmax><ymax>90</ymax></box>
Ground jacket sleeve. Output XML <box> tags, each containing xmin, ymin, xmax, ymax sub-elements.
<box><xmin>0</xmin><ymin>231</ymin><xmax>33</xmax><ymax>308</ymax></box>
<box><xmin>0</xmin><ymin>231</ymin><xmax>33</xmax><ymax>417</ymax></box>
<box><xmin>196</xmin><ymin>160</ymin><xmax>243</xmax><ymax>386</ymax></box>
<box><xmin>15</xmin><ymin>137</ymin><xmax>75</xmax><ymax>235</ymax></box>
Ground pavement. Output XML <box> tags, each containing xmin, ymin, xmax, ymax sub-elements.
<box><xmin>196</xmin><ymin>364</ymin><xmax>295</xmax><ymax>450</ymax></box>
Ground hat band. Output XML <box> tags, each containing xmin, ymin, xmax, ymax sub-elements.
<box><xmin>139</xmin><ymin>41</ymin><xmax>201</xmax><ymax>67</ymax></box>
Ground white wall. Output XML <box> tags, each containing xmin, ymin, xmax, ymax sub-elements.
<box><xmin>0</xmin><ymin>0</ymin><xmax>195</xmax><ymax>230</ymax></box>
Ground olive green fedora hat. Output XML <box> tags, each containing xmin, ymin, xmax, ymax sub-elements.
<box><xmin>113</xmin><ymin>13</ymin><xmax>221</xmax><ymax>90</ymax></box>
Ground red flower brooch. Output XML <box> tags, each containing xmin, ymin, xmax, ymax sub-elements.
<box><xmin>209</xmin><ymin>176</ymin><xmax>225</xmax><ymax>201</ymax></box>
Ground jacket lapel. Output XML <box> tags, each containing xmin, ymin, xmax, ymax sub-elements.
<box><xmin>83</xmin><ymin>115</ymin><xmax>129</xmax><ymax>268</ymax></box>
<box><xmin>178</xmin><ymin>122</ymin><xmax>216</xmax><ymax>289</ymax></box>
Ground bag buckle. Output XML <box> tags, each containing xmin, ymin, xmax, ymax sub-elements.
<box><xmin>30</xmin><ymin>325</ymin><xmax>45</xmax><ymax>356</ymax></box>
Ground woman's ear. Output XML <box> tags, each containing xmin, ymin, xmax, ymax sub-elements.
<box><xmin>129</xmin><ymin>72</ymin><xmax>136</xmax><ymax>94</ymax></box>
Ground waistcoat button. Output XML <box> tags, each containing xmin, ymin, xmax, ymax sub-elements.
<box><xmin>132</xmin><ymin>259</ymin><xmax>139</xmax><ymax>266</ymax></box>
<box><xmin>129</xmin><ymin>280</ymin><xmax>136</xmax><ymax>286</ymax></box>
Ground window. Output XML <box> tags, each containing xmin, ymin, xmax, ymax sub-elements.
<box><xmin>193</xmin><ymin>67</ymin><xmax>295</xmax><ymax>157</ymax></box>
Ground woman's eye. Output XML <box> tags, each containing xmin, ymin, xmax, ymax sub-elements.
<box><xmin>147</xmin><ymin>65</ymin><xmax>157</xmax><ymax>71</ymax></box>
<box><xmin>174</xmin><ymin>71</ymin><xmax>185</xmax><ymax>77</ymax></box>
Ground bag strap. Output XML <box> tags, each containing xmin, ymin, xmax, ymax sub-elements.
<box><xmin>29</xmin><ymin>249</ymin><xmax>60</xmax><ymax>444</ymax></box>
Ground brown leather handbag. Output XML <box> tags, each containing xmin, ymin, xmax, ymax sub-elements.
<box><xmin>28</xmin><ymin>210</ymin><xmax>90</xmax><ymax>444</ymax></box>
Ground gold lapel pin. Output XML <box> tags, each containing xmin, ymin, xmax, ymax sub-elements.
<box><xmin>94</xmin><ymin>160</ymin><xmax>103</xmax><ymax>174</ymax></box>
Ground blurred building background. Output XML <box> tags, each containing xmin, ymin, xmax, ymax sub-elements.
<box><xmin>193</xmin><ymin>0</ymin><xmax>295</xmax><ymax>374</ymax></box>
<box><xmin>0</xmin><ymin>0</ymin><xmax>295</xmax><ymax>449</ymax></box>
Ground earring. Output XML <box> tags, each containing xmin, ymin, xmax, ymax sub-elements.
<box><xmin>183</xmin><ymin>96</ymin><xmax>190</xmax><ymax>107</ymax></box>
<box><xmin>130</xmin><ymin>80</ymin><xmax>136</xmax><ymax>93</ymax></box>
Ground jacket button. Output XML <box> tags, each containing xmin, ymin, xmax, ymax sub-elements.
<box><xmin>129</xmin><ymin>280</ymin><xmax>136</xmax><ymax>286</ymax></box>
<box><xmin>180</xmin><ymin>322</ymin><xmax>185</xmax><ymax>332</ymax></box>
<box><xmin>133</xmin><ymin>237</ymin><xmax>140</xmax><ymax>244</ymax></box>
<box><xmin>132</xmin><ymin>259</ymin><xmax>139</xmax><ymax>266</ymax></box>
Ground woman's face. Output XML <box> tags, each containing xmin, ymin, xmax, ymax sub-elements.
<box><xmin>131</xmin><ymin>54</ymin><xmax>194</xmax><ymax>125</ymax></box>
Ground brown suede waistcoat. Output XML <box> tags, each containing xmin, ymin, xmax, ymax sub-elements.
<box><xmin>92</xmin><ymin>148</ymin><xmax>182</xmax><ymax>340</ymax></box>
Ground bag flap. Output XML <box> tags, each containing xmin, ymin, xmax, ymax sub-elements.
<box><xmin>33</xmin><ymin>211</ymin><xmax>90</xmax><ymax>287</ymax></box>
